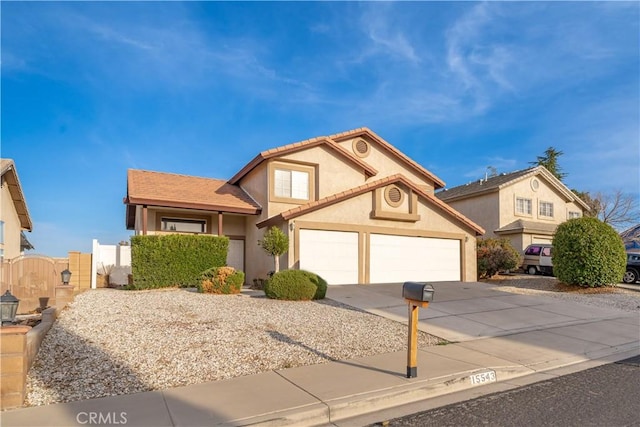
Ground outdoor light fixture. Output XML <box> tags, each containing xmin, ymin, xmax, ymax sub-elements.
<box><xmin>1</xmin><ymin>290</ymin><xmax>20</xmax><ymax>325</ymax></box>
<box><xmin>61</xmin><ymin>269</ymin><xmax>72</xmax><ymax>285</ymax></box>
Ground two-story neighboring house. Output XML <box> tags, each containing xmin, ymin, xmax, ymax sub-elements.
<box><xmin>124</xmin><ymin>128</ymin><xmax>484</xmax><ymax>285</ymax></box>
<box><xmin>1</xmin><ymin>159</ymin><xmax>34</xmax><ymax>259</ymax></box>
<box><xmin>436</xmin><ymin>166</ymin><xmax>589</xmax><ymax>253</ymax></box>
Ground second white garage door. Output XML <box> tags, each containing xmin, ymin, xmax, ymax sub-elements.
<box><xmin>299</xmin><ymin>229</ymin><xmax>359</xmax><ymax>285</ymax></box>
<box><xmin>369</xmin><ymin>234</ymin><xmax>460</xmax><ymax>283</ymax></box>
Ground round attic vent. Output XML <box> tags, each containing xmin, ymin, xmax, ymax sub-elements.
<box><xmin>352</xmin><ymin>138</ymin><xmax>371</xmax><ymax>158</ymax></box>
<box><xmin>384</xmin><ymin>185</ymin><xmax>404</xmax><ymax>207</ymax></box>
<box><xmin>531</xmin><ymin>178</ymin><xmax>540</xmax><ymax>191</ymax></box>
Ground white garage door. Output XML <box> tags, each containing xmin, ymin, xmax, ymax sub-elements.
<box><xmin>227</xmin><ymin>239</ymin><xmax>245</xmax><ymax>273</ymax></box>
<box><xmin>299</xmin><ymin>229</ymin><xmax>359</xmax><ymax>285</ymax></box>
<box><xmin>369</xmin><ymin>234</ymin><xmax>460</xmax><ymax>283</ymax></box>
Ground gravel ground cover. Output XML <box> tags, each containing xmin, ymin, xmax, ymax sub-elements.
<box><xmin>26</xmin><ymin>289</ymin><xmax>443</xmax><ymax>407</ymax></box>
<box><xmin>484</xmin><ymin>274</ymin><xmax>640</xmax><ymax>313</ymax></box>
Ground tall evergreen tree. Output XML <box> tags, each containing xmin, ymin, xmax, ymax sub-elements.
<box><xmin>530</xmin><ymin>147</ymin><xmax>567</xmax><ymax>181</ymax></box>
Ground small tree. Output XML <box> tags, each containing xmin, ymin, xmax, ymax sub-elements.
<box><xmin>552</xmin><ymin>217</ymin><xmax>626</xmax><ymax>287</ymax></box>
<box><xmin>477</xmin><ymin>238</ymin><xmax>522</xmax><ymax>279</ymax></box>
<box><xmin>529</xmin><ymin>147</ymin><xmax>567</xmax><ymax>181</ymax></box>
<box><xmin>258</xmin><ymin>226</ymin><xmax>289</xmax><ymax>273</ymax></box>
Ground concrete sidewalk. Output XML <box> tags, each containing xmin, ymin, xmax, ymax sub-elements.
<box><xmin>2</xmin><ymin>282</ymin><xmax>639</xmax><ymax>427</ymax></box>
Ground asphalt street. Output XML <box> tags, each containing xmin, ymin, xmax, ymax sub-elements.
<box><xmin>370</xmin><ymin>355</ymin><xmax>640</xmax><ymax>427</ymax></box>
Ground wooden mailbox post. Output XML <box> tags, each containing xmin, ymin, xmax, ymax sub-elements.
<box><xmin>402</xmin><ymin>282</ymin><xmax>435</xmax><ymax>378</ymax></box>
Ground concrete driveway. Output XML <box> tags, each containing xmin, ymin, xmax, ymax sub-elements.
<box><xmin>326</xmin><ymin>281</ymin><xmax>636</xmax><ymax>342</ymax></box>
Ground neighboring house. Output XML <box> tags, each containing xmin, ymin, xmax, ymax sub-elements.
<box><xmin>124</xmin><ymin>128</ymin><xmax>484</xmax><ymax>285</ymax></box>
<box><xmin>620</xmin><ymin>224</ymin><xmax>640</xmax><ymax>251</ymax></box>
<box><xmin>436</xmin><ymin>166</ymin><xmax>589</xmax><ymax>253</ymax></box>
<box><xmin>0</xmin><ymin>159</ymin><xmax>34</xmax><ymax>259</ymax></box>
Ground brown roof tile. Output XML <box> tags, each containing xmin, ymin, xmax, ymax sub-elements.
<box><xmin>257</xmin><ymin>173</ymin><xmax>484</xmax><ymax>234</ymax></box>
<box><xmin>126</xmin><ymin>169</ymin><xmax>261</xmax><ymax>214</ymax></box>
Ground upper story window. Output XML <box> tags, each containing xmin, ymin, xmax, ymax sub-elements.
<box><xmin>539</xmin><ymin>201</ymin><xmax>554</xmax><ymax>218</ymax></box>
<box><xmin>568</xmin><ymin>211</ymin><xmax>581</xmax><ymax>219</ymax></box>
<box><xmin>516</xmin><ymin>197</ymin><xmax>532</xmax><ymax>215</ymax></box>
<box><xmin>161</xmin><ymin>218</ymin><xmax>206</xmax><ymax>233</ymax></box>
<box><xmin>269</xmin><ymin>161</ymin><xmax>314</xmax><ymax>203</ymax></box>
<box><xmin>275</xmin><ymin>169</ymin><xmax>309</xmax><ymax>200</ymax></box>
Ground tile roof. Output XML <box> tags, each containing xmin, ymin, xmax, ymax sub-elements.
<box><xmin>125</xmin><ymin>169</ymin><xmax>261</xmax><ymax>214</ymax></box>
<box><xmin>256</xmin><ymin>173</ymin><xmax>484</xmax><ymax>235</ymax></box>
<box><xmin>0</xmin><ymin>158</ymin><xmax>32</xmax><ymax>231</ymax></box>
<box><xmin>228</xmin><ymin>136</ymin><xmax>378</xmax><ymax>184</ymax></box>
<box><xmin>495</xmin><ymin>219</ymin><xmax>558</xmax><ymax>235</ymax></box>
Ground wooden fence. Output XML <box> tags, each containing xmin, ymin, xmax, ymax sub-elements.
<box><xmin>0</xmin><ymin>253</ymin><xmax>92</xmax><ymax>313</ymax></box>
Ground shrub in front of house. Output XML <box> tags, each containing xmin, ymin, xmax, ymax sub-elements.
<box><xmin>264</xmin><ymin>270</ymin><xmax>317</xmax><ymax>301</ymax></box>
<box><xmin>199</xmin><ymin>266</ymin><xmax>245</xmax><ymax>294</ymax></box>
<box><xmin>477</xmin><ymin>238</ymin><xmax>522</xmax><ymax>279</ymax></box>
<box><xmin>131</xmin><ymin>234</ymin><xmax>229</xmax><ymax>289</ymax></box>
<box><xmin>552</xmin><ymin>217</ymin><xmax>626</xmax><ymax>287</ymax></box>
<box><xmin>299</xmin><ymin>270</ymin><xmax>328</xmax><ymax>300</ymax></box>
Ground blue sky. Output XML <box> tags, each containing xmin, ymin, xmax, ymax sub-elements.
<box><xmin>2</xmin><ymin>1</ymin><xmax>639</xmax><ymax>257</ymax></box>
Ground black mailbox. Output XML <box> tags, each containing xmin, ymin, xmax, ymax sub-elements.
<box><xmin>402</xmin><ymin>282</ymin><xmax>435</xmax><ymax>302</ymax></box>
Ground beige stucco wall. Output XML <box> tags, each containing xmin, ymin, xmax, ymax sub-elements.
<box><xmin>499</xmin><ymin>176</ymin><xmax>584</xmax><ymax>227</ymax></box>
<box><xmin>238</xmin><ymin>163</ymin><xmax>268</xmax><ymax>222</ymax></box>
<box><xmin>0</xmin><ymin>181</ymin><xmax>22</xmax><ymax>259</ymax></box>
<box><xmin>336</xmin><ymin>136</ymin><xmax>436</xmax><ymax>193</ymax></box>
<box><xmin>445</xmin><ymin>192</ymin><xmax>498</xmax><ymax>238</ymax></box>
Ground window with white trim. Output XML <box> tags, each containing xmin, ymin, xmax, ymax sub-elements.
<box><xmin>274</xmin><ymin>169</ymin><xmax>309</xmax><ymax>200</ymax></box>
<box><xmin>568</xmin><ymin>211</ymin><xmax>581</xmax><ymax>219</ymax></box>
<box><xmin>161</xmin><ymin>218</ymin><xmax>206</xmax><ymax>233</ymax></box>
<box><xmin>539</xmin><ymin>201</ymin><xmax>554</xmax><ymax>218</ymax></box>
<box><xmin>516</xmin><ymin>197</ymin><xmax>532</xmax><ymax>215</ymax></box>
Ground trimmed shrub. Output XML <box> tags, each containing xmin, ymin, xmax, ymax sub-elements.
<box><xmin>264</xmin><ymin>270</ymin><xmax>317</xmax><ymax>301</ymax></box>
<box><xmin>552</xmin><ymin>217</ymin><xmax>626</xmax><ymax>287</ymax></box>
<box><xmin>131</xmin><ymin>234</ymin><xmax>228</xmax><ymax>289</ymax></box>
<box><xmin>477</xmin><ymin>238</ymin><xmax>522</xmax><ymax>279</ymax></box>
<box><xmin>299</xmin><ymin>270</ymin><xmax>328</xmax><ymax>300</ymax></box>
<box><xmin>199</xmin><ymin>266</ymin><xmax>245</xmax><ymax>294</ymax></box>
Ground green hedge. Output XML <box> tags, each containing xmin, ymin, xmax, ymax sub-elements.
<box><xmin>264</xmin><ymin>270</ymin><xmax>317</xmax><ymax>301</ymax></box>
<box><xmin>198</xmin><ymin>266</ymin><xmax>245</xmax><ymax>294</ymax></box>
<box><xmin>552</xmin><ymin>217</ymin><xmax>626</xmax><ymax>287</ymax></box>
<box><xmin>299</xmin><ymin>270</ymin><xmax>327</xmax><ymax>300</ymax></box>
<box><xmin>131</xmin><ymin>234</ymin><xmax>229</xmax><ymax>289</ymax></box>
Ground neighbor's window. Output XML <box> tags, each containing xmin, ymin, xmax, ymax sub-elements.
<box><xmin>161</xmin><ymin>218</ymin><xmax>206</xmax><ymax>233</ymax></box>
<box><xmin>539</xmin><ymin>201</ymin><xmax>554</xmax><ymax>218</ymax></box>
<box><xmin>274</xmin><ymin>169</ymin><xmax>309</xmax><ymax>200</ymax></box>
<box><xmin>568</xmin><ymin>211</ymin><xmax>581</xmax><ymax>219</ymax></box>
<box><xmin>516</xmin><ymin>198</ymin><xmax>532</xmax><ymax>215</ymax></box>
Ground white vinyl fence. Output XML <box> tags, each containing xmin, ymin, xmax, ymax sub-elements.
<box><xmin>91</xmin><ymin>239</ymin><xmax>131</xmax><ymax>288</ymax></box>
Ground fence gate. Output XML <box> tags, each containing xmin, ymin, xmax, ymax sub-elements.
<box><xmin>0</xmin><ymin>255</ymin><xmax>68</xmax><ymax>313</ymax></box>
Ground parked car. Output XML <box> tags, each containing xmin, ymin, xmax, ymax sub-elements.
<box><xmin>522</xmin><ymin>244</ymin><xmax>553</xmax><ymax>275</ymax></box>
<box><xmin>623</xmin><ymin>252</ymin><xmax>640</xmax><ymax>284</ymax></box>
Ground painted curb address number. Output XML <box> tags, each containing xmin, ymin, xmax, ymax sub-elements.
<box><xmin>469</xmin><ymin>370</ymin><xmax>497</xmax><ymax>385</ymax></box>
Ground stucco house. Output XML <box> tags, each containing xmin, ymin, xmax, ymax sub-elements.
<box><xmin>124</xmin><ymin>128</ymin><xmax>484</xmax><ymax>285</ymax></box>
<box><xmin>436</xmin><ymin>166</ymin><xmax>589</xmax><ymax>253</ymax></box>
<box><xmin>1</xmin><ymin>159</ymin><xmax>34</xmax><ymax>259</ymax></box>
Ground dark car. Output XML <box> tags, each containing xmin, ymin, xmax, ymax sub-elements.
<box><xmin>623</xmin><ymin>252</ymin><xmax>640</xmax><ymax>284</ymax></box>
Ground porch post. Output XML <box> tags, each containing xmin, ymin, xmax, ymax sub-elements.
<box><xmin>218</xmin><ymin>212</ymin><xmax>223</xmax><ymax>236</ymax></box>
<box><xmin>142</xmin><ymin>205</ymin><xmax>148</xmax><ymax>235</ymax></box>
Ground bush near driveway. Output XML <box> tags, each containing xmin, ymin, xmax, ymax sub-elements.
<box><xmin>264</xmin><ymin>270</ymin><xmax>318</xmax><ymax>300</ymax></box>
<box><xmin>552</xmin><ymin>217</ymin><xmax>626</xmax><ymax>287</ymax></box>
<box><xmin>477</xmin><ymin>238</ymin><xmax>522</xmax><ymax>279</ymax></box>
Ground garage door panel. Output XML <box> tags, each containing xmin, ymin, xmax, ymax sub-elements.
<box><xmin>299</xmin><ymin>229</ymin><xmax>359</xmax><ymax>285</ymax></box>
<box><xmin>370</xmin><ymin>234</ymin><xmax>460</xmax><ymax>283</ymax></box>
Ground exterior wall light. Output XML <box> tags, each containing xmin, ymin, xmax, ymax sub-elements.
<box><xmin>61</xmin><ymin>269</ymin><xmax>72</xmax><ymax>286</ymax></box>
<box><xmin>1</xmin><ymin>290</ymin><xmax>20</xmax><ymax>325</ymax></box>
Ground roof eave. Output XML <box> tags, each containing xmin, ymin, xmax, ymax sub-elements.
<box><xmin>126</xmin><ymin>197</ymin><xmax>261</xmax><ymax>215</ymax></box>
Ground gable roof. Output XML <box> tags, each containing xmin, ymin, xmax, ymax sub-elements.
<box><xmin>256</xmin><ymin>173</ymin><xmax>484</xmax><ymax>235</ymax></box>
<box><xmin>125</xmin><ymin>169</ymin><xmax>261</xmax><ymax>215</ymax></box>
<box><xmin>228</xmin><ymin>136</ymin><xmax>378</xmax><ymax>184</ymax></box>
<box><xmin>495</xmin><ymin>219</ymin><xmax>558</xmax><ymax>236</ymax></box>
<box><xmin>436</xmin><ymin>166</ymin><xmax>590</xmax><ymax>211</ymax></box>
<box><xmin>0</xmin><ymin>159</ymin><xmax>33</xmax><ymax>231</ymax></box>
<box><xmin>329</xmin><ymin>128</ymin><xmax>446</xmax><ymax>189</ymax></box>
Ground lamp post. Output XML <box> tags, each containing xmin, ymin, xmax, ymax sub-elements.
<box><xmin>1</xmin><ymin>290</ymin><xmax>20</xmax><ymax>326</ymax></box>
<box><xmin>61</xmin><ymin>269</ymin><xmax>72</xmax><ymax>286</ymax></box>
